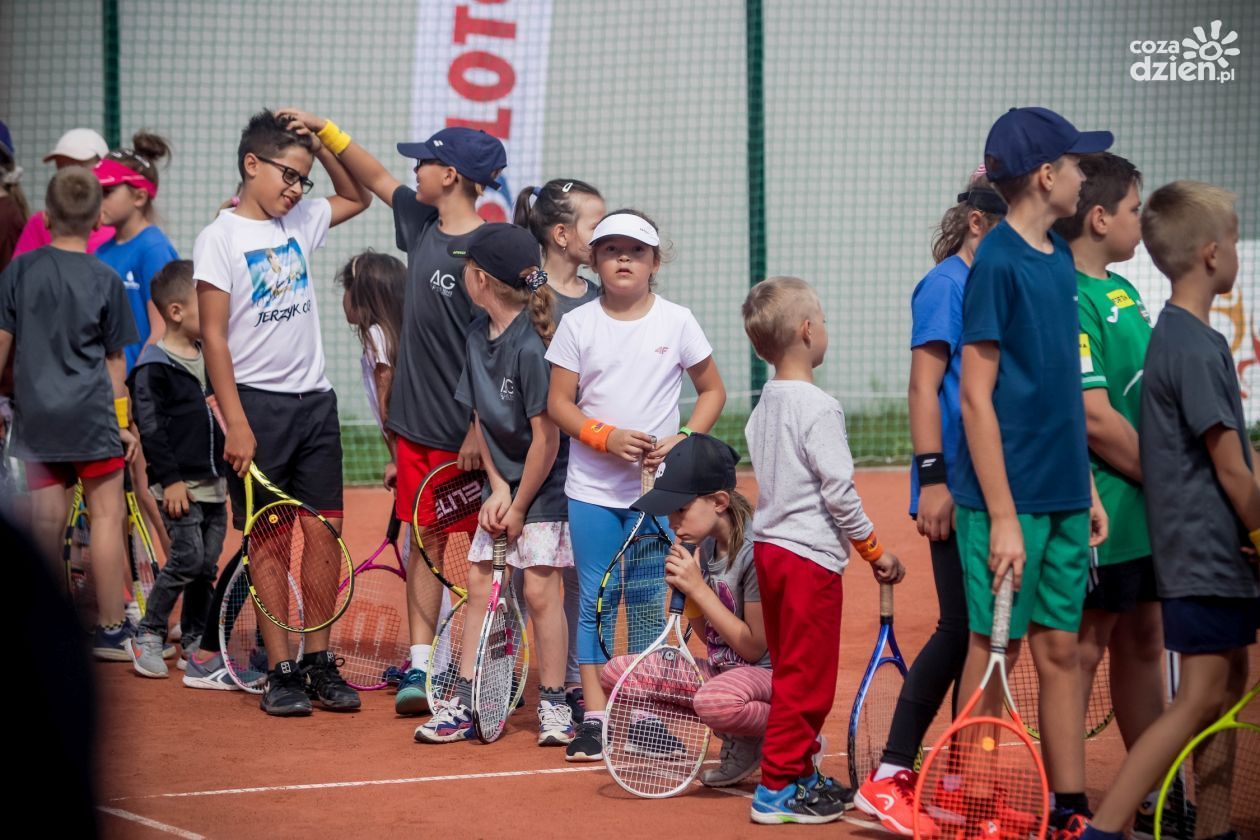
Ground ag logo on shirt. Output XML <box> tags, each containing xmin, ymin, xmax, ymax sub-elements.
<box><xmin>499</xmin><ymin>377</ymin><xmax>516</xmax><ymax>401</ymax></box>
<box><xmin>244</xmin><ymin>239</ymin><xmax>311</xmax><ymax>327</ymax></box>
<box><xmin>429</xmin><ymin>269</ymin><xmax>457</xmax><ymax>297</ymax></box>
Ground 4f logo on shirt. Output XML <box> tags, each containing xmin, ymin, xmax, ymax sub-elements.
<box><xmin>1080</xmin><ymin>333</ymin><xmax>1094</xmax><ymax>374</ymax></box>
<box><xmin>499</xmin><ymin>377</ymin><xmax>516</xmax><ymax>401</ymax></box>
<box><xmin>429</xmin><ymin>269</ymin><xmax>457</xmax><ymax>297</ymax></box>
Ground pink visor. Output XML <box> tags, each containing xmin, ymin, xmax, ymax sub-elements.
<box><xmin>94</xmin><ymin>158</ymin><xmax>157</xmax><ymax>197</ymax></box>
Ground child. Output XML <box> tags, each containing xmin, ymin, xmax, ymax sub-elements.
<box><xmin>0</xmin><ymin>121</ymin><xmax>27</xmax><ymax>270</ymax></box>
<box><xmin>194</xmin><ymin>108</ymin><xmax>370</xmax><ymax>716</ymax></box>
<box><xmin>279</xmin><ymin>109</ymin><xmax>506</xmax><ymax>716</ymax></box>
<box><xmin>602</xmin><ymin>432</ymin><xmax>772</xmax><ymax>786</ymax></box>
<box><xmin>1051</xmin><ymin>152</ymin><xmax>1170</xmax><ymax>834</ymax></box>
<box><xmin>513</xmin><ymin>176</ymin><xmax>606</xmax><ymax>719</ymax></box>
<box><xmin>855</xmin><ymin>168</ymin><xmax>1006</xmax><ymax>834</ymax></box>
<box><xmin>950</xmin><ymin>107</ymin><xmax>1110</xmax><ymax>833</ymax></box>
<box><xmin>545</xmin><ymin>210</ymin><xmax>727</xmax><ymax>761</ymax></box>
<box><xmin>0</xmin><ymin>166</ymin><xmax>139</xmax><ymax>659</ymax></box>
<box><xmin>125</xmin><ymin>260</ymin><xmax>227</xmax><ymax>678</ymax></box>
<box><xmin>1078</xmin><ymin>182</ymin><xmax>1258</xmax><ymax>840</ymax></box>
<box><xmin>13</xmin><ymin>128</ymin><xmax>114</xmax><ymax>257</ymax></box>
<box><xmin>414</xmin><ymin>223</ymin><xmax>575</xmax><ymax>746</ymax></box>
<box><xmin>741</xmin><ymin>275</ymin><xmax>904</xmax><ymax>824</ymax></box>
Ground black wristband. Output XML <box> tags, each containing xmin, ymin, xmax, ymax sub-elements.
<box><xmin>915</xmin><ymin>452</ymin><xmax>947</xmax><ymax>486</ymax></box>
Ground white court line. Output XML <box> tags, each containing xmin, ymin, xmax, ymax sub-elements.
<box><xmin>98</xmin><ymin>807</ymin><xmax>205</xmax><ymax>839</ymax></box>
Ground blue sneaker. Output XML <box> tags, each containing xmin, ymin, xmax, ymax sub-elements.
<box><xmin>750</xmin><ymin>781</ymin><xmax>846</xmax><ymax>825</ymax></box>
<box><xmin>182</xmin><ymin>650</ymin><xmax>240</xmax><ymax>691</ymax></box>
<box><xmin>414</xmin><ymin>700</ymin><xmax>474</xmax><ymax>743</ymax></box>
<box><xmin>395</xmin><ymin>668</ymin><xmax>430</xmax><ymax>715</ymax></box>
<box><xmin>93</xmin><ymin>623</ymin><xmax>135</xmax><ymax>662</ymax></box>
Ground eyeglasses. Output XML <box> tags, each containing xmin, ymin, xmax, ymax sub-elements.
<box><xmin>413</xmin><ymin>158</ymin><xmax>444</xmax><ymax>173</ymax></box>
<box><xmin>256</xmin><ymin>156</ymin><xmax>314</xmax><ymax>194</ymax></box>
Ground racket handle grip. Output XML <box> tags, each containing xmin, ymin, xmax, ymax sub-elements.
<box><xmin>386</xmin><ymin>513</ymin><xmax>402</xmax><ymax>542</ymax></box>
<box><xmin>991</xmin><ymin>570</ymin><xmax>1015</xmax><ymax>652</ymax></box>
<box><xmin>668</xmin><ymin>542</ymin><xmax>696</xmax><ymax>615</ymax></box>
<box><xmin>492</xmin><ymin>534</ymin><xmax>508</xmax><ymax>570</ymax></box>
<box><xmin>879</xmin><ymin>583</ymin><xmax>893</xmax><ymax>623</ymax></box>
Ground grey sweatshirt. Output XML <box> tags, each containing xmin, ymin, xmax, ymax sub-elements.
<box><xmin>744</xmin><ymin>380</ymin><xmax>875</xmax><ymax>574</ymax></box>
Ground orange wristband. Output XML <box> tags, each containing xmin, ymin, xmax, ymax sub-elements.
<box><xmin>579</xmin><ymin>419</ymin><xmax>616</xmax><ymax>453</ymax></box>
<box><xmin>851</xmin><ymin>531</ymin><xmax>884</xmax><ymax>563</ymax></box>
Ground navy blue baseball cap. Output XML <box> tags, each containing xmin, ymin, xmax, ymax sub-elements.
<box><xmin>633</xmin><ymin>433</ymin><xmax>740</xmax><ymax>516</ymax></box>
<box><xmin>984</xmin><ymin>107</ymin><xmax>1113</xmax><ymax>181</ymax></box>
<box><xmin>0</xmin><ymin>121</ymin><xmax>13</xmax><ymax>160</ymax></box>
<box><xmin>466</xmin><ymin>223</ymin><xmax>545</xmax><ymax>289</ymax></box>
<box><xmin>397</xmin><ymin>127</ymin><xmax>506</xmax><ymax>187</ymax></box>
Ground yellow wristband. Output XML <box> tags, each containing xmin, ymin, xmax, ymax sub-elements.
<box><xmin>851</xmin><ymin>531</ymin><xmax>884</xmax><ymax>563</ymax></box>
<box><xmin>114</xmin><ymin>397</ymin><xmax>129</xmax><ymax>429</ymax></box>
<box><xmin>316</xmin><ymin>119</ymin><xmax>352</xmax><ymax>155</ymax></box>
<box><xmin>1250</xmin><ymin>527</ymin><xmax>1260</xmax><ymax>555</ymax></box>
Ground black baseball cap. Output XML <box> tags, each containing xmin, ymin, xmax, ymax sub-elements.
<box><xmin>633</xmin><ymin>433</ymin><xmax>740</xmax><ymax>516</ymax></box>
<box><xmin>465</xmin><ymin>223</ymin><xmax>545</xmax><ymax>289</ymax></box>
<box><xmin>397</xmin><ymin>127</ymin><xmax>507</xmax><ymax>187</ymax></box>
<box><xmin>983</xmin><ymin>107</ymin><xmax>1113</xmax><ymax>182</ymax></box>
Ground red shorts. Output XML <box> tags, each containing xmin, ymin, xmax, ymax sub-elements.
<box><xmin>25</xmin><ymin>457</ymin><xmax>126</xmax><ymax>491</ymax></box>
<box><xmin>394</xmin><ymin>437</ymin><xmax>458</xmax><ymax>521</ymax></box>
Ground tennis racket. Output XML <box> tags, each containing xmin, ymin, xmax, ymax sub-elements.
<box><xmin>412</xmin><ymin>461</ymin><xmax>485</xmax><ymax>596</ymax></box>
<box><xmin>594</xmin><ymin>461</ymin><xmax>673</xmax><ymax>659</ymax></box>
<box><xmin>1006</xmin><ymin>643</ymin><xmax>1113</xmax><ymax>740</ymax></box>
<box><xmin>604</xmin><ymin>569</ymin><xmax>712</xmax><ymax>798</ymax></box>
<box><xmin>471</xmin><ymin>535</ymin><xmax>528</xmax><ymax>742</ymax></box>
<box><xmin>848</xmin><ymin>583</ymin><xmax>910</xmax><ymax>791</ymax></box>
<box><xmin>1155</xmin><ymin>682</ymin><xmax>1258</xmax><ymax>840</ymax></box>
<box><xmin>220</xmin><ymin>554</ymin><xmax>305</xmax><ymax>693</ymax></box>
<box><xmin>123</xmin><ymin>469</ymin><xmax>161</xmax><ymax>622</ymax></box>
<box><xmin>64</xmin><ymin>481</ymin><xmax>96</xmax><ymax>628</ymax></box>
<box><xmin>239</xmin><ymin>462</ymin><xmax>353</xmax><ymax>633</ymax></box>
<box><xmin>914</xmin><ymin>572</ymin><xmax>1049</xmax><ymax>839</ymax></box>
<box><xmin>329</xmin><ymin>513</ymin><xmax>410</xmax><ymax>690</ymax></box>
<box><xmin>426</xmin><ymin>591</ymin><xmax>469</xmax><ymax>707</ymax></box>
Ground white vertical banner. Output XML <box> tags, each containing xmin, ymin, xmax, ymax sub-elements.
<box><xmin>409</xmin><ymin>0</ymin><xmax>553</xmax><ymax>222</ymax></box>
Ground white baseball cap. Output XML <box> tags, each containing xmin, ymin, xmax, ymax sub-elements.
<box><xmin>590</xmin><ymin>212</ymin><xmax>660</xmax><ymax>247</ymax></box>
<box><xmin>43</xmin><ymin>128</ymin><xmax>110</xmax><ymax>163</ymax></box>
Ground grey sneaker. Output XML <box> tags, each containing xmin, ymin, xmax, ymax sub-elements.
<box><xmin>127</xmin><ymin>631</ymin><xmax>169</xmax><ymax>678</ymax></box>
<box><xmin>182</xmin><ymin>650</ymin><xmax>240</xmax><ymax>691</ymax></box>
<box><xmin>701</xmin><ymin>734</ymin><xmax>762</xmax><ymax>787</ymax></box>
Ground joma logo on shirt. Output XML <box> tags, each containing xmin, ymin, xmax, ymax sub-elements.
<box><xmin>499</xmin><ymin>377</ymin><xmax>516</xmax><ymax>401</ymax></box>
<box><xmin>430</xmin><ymin>269</ymin><xmax>457</xmax><ymax>297</ymax></box>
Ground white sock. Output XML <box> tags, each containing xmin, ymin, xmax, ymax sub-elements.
<box><xmin>873</xmin><ymin>762</ymin><xmax>909</xmax><ymax>782</ymax></box>
<box><xmin>410</xmin><ymin>644</ymin><xmax>433</xmax><ymax>671</ymax></box>
<box><xmin>1139</xmin><ymin>790</ymin><xmax>1159</xmax><ymax>813</ymax></box>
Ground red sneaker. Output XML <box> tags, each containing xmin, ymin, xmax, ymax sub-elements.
<box><xmin>854</xmin><ymin>769</ymin><xmax>937</xmax><ymax>837</ymax></box>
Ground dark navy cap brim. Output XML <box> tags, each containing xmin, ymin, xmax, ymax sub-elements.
<box><xmin>632</xmin><ymin>487</ymin><xmax>698</xmax><ymax>516</ymax></box>
<box><xmin>397</xmin><ymin>141</ymin><xmax>436</xmax><ymax>160</ymax></box>
<box><xmin>1066</xmin><ymin>130</ymin><xmax>1114</xmax><ymax>155</ymax></box>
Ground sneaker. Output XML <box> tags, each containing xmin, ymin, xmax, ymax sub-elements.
<box><xmin>1052</xmin><ymin>813</ymin><xmax>1090</xmax><ymax>840</ymax></box>
<box><xmin>565</xmin><ymin>718</ymin><xmax>604</xmax><ymax>762</ymax></box>
<box><xmin>538</xmin><ymin>700</ymin><xmax>575</xmax><ymax>746</ymax></box>
<box><xmin>124</xmin><ymin>600</ymin><xmax>142</xmax><ymax>627</ymax></box>
<box><xmin>414</xmin><ymin>700</ymin><xmax>474</xmax><ymax>743</ymax></box>
<box><xmin>176</xmin><ymin>638</ymin><xmax>200</xmax><ymax>672</ymax></box>
<box><xmin>624</xmin><ymin>715</ymin><xmax>686</xmax><ymax>758</ymax></box>
<box><xmin>127</xmin><ymin>631</ymin><xmax>169</xmax><ymax>678</ymax></box>
<box><xmin>750</xmin><ymin>781</ymin><xmax>846</xmax><ymax>825</ymax></box>
<box><xmin>855</xmin><ymin>769</ymin><xmax>934</xmax><ymax>836</ymax></box>
<box><xmin>169</xmin><ymin>624</ymin><xmax>183</xmax><ymax>644</ymax></box>
<box><xmin>93</xmin><ymin>623</ymin><xmax>135</xmax><ymax>662</ymax></box>
<box><xmin>701</xmin><ymin>734</ymin><xmax>762</xmax><ymax>787</ymax></box>
<box><xmin>1132</xmin><ymin>789</ymin><xmax>1197</xmax><ymax>839</ymax></box>
<box><xmin>806</xmin><ymin>735</ymin><xmax>855</xmax><ymax>810</ymax></box>
<box><xmin>928</xmin><ymin>779</ymin><xmax>1037</xmax><ymax>836</ymax></box>
<box><xmin>566</xmin><ymin>687</ymin><xmax>585</xmax><ymax>724</ymax></box>
<box><xmin>182</xmin><ymin>650</ymin><xmax>239</xmax><ymax>690</ymax></box>
<box><xmin>301</xmin><ymin>651</ymin><xmax>361</xmax><ymax>711</ymax></box>
<box><xmin>394</xmin><ymin>668</ymin><xmax>430</xmax><ymax>715</ymax></box>
<box><xmin>260</xmin><ymin>660</ymin><xmax>312</xmax><ymax>716</ymax></box>
<box><xmin>162</xmin><ymin>641</ymin><xmax>177</xmax><ymax>659</ymax></box>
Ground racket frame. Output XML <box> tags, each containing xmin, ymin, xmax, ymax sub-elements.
<box><xmin>331</xmin><ymin>513</ymin><xmax>410</xmax><ymax>690</ymax></box>
<box><xmin>847</xmin><ymin>583</ymin><xmax>910</xmax><ymax>790</ymax></box>
<box><xmin>410</xmin><ymin>461</ymin><xmax>485</xmax><ymax>596</ymax></box>
<box><xmin>471</xmin><ymin>535</ymin><xmax>520</xmax><ymax>743</ymax></box>
<box><xmin>220</xmin><ymin>558</ymin><xmax>305</xmax><ymax>693</ymax></box>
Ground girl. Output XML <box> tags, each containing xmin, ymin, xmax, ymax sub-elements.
<box><xmin>602</xmin><ymin>433</ymin><xmax>771</xmax><ymax>786</ymax></box>
<box><xmin>414</xmin><ymin>223</ymin><xmax>574</xmax><ymax>747</ymax></box>
<box><xmin>853</xmin><ymin>166</ymin><xmax>1005</xmax><ymax>836</ymax></box>
<box><xmin>13</xmin><ymin>127</ymin><xmax>114</xmax><ymax>257</ymax></box>
<box><xmin>545</xmin><ymin>209</ymin><xmax>726</xmax><ymax>762</ymax></box>
<box><xmin>513</xmin><ymin>177</ymin><xmax>606</xmax><ymax>720</ymax></box>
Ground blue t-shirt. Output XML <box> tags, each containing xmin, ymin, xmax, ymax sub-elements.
<box><xmin>908</xmin><ymin>255</ymin><xmax>967</xmax><ymax>516</ymax></box>
<box><xmin>949</xmin><ymin>220</ymin><xmax>1091</xmax><ymax>514</ymax></box>
<box><xmin>96</xmin><ymin>226</ymin><xmax>179</xmax><ymax>371</ymax></box>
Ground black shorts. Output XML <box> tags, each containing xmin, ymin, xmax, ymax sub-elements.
<box><xmin>226</xmin><ymin>386</ymin><xmax>343</xmax><ymax>530</ymax></box>
<box><xmin>1082</xmin><ymin>555</ymin><xmax>1158</xmax><ymax>614</ymax></box>
<box><xmin>1162</xmin><ymin>596</ymin><xmax>1260</xmax><ymax>654</ymax></box>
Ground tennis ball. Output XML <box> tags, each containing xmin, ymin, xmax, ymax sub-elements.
<box><xmin>981</xmin><ymin>735</ymin><xmax>997</xmax><ymax>752</ymax></box>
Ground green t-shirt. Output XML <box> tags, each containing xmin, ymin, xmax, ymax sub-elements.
<box><xmin>1077</xmin><ymin>270</ymin><xmax>1152</xmax><ymax>565</ymax></box>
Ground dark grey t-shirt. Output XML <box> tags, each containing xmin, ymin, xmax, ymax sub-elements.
<box><xmin>0</xmin><ymin>248</ymin><xmax>138</xmax><ymax>460</ymax></box>
<box><xmin>552</xmin><ymin>277</ymin><xmax>600</xmax><ymax>318</ymax></box>
<box><xmin>455</xmin><ymin>310</ymin><xmax>568</xmax><ymax>522</ymax></box>
<box><xmin>698</xmin><ymin>526</ymin><xmax>771</xmax><ymax>671</ymax></box>
<box><xmin>388</xmin><ymin>185</ymin><xmax>478</xmax><ymax>450</ymax></box>
<box><xmin>1140</xmin><ymin>303</ymin><xmax>1259</xmax><ymax>600</ymax></box>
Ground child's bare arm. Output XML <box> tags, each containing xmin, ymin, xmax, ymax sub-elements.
<box><xmin>0</xmin><ymin>330</ymin><xmax>11</xmax><ymax>377</ymax></box>
<box><xmin>645</xmin><ymin>355</ymin><xmax>726</xmax><ymax>471</ymax></box>
<box><xmin>314</xmin><ymin>142</ymin><xmax>371</xmax><ymax>227</ymax></box>
<box><xmin>547</xmin><ymin>365</ymin><xmax>653</xmax><ymax>462</ymax></box>
<box><xmin>1206</xmin><ymin>424</ymin><xmax>1260</xmax><ymax>534</ymax></box>
<box><xmin>276</xmin><ymin>109</ymin><xmax>401</xmax><ymax>206</ymax></box>
<box><xmin>198</xmin><ymin>283</ymin><xmax>253</xmax><ymax>476</ymax></box>
<box><xmin>1083</xmin><ymin>389</ymin><xmax>1142</xmax><ymax>481</ymax></box>
<box><xmin>106</xmin><ymin>350</ymin><xmax>138</xmax><ymax>461</ymax></box>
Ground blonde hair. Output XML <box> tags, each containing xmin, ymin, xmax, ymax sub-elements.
<box><xmin>470</xmin><ymin>259</ymin><xmax>558</xmax><ymax>346</ymax></box>
<box><xmin>931</xmin><ymin>173</ymin><xmax>1002</xmax><ymax>264</ymax></box>
<box><xmin>741</xmin><ymin>275</ymin><xmax>819</xmax><ymax>363</ymax></box>
<box><xmin>1141</xmin><ymin>181</ymin><xmax>1237</xmax><ymax>280</ymax></box>
<box><xmin>720</xmin><ymin>489</ymin><xmax>754</xmax><ymax>570</ymax></box>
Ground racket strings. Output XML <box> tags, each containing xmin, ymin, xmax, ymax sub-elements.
<box><xmin>329</xmin><ymin>567</ymin><xmax>409</xmax><ymax>690</ymax></box>
<box><xmin>603</xmin><ymin>535</ymin><xmax>671</xmax><ymax>657</ymax></box>
<box><xmin>248</xmin><ymin>504</ymin><xmax>350</xmax><ymax>629</ymax></box>
<box><xmin>852</xmin><ymin>663</ymin><xmax>903</xmax><ymax>786</ymax></box>
<box><xmin>415</xmin><ymin>469</ymin><xmax>484</xmax><ymax>592</ymax></box>
<box><xmin>1006</xmin><ymin>647</ymin><xmax>1113</xmax><ymax>738</ymax></box>
<box><xmin>221</xmin><ymin>564</ymin><xmax>286</xmax><ymax>691</ymax></box>
<box><xmin>1166</xmin><ymin>725</ymin><xmax>1259</xmax><ymax>839</ymax></box>
<box><xmin>473</xmin><ymin>603</ymin><xmax>518</xmax><ymax>740</ymax></box>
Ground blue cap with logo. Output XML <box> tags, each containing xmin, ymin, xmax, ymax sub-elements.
<box><xmin>397</xmin><ymin>127</ymin><xmax>507</xmax><ymax>187</ymax></box>
<box><xmin>984</xmin><ymin>107</ymin><xmax>1113</xmax><ymax>181</ymax></box>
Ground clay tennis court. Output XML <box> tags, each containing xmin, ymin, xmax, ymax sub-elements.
<box><xmin>93</xmin><ymin>469</ymin><xmax>1250</xmax><ymax>840</ymax></box>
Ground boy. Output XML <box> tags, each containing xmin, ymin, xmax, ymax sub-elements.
<box><xmin>742</xmin><ymin>276</ymin><xmax>904</xmax><ymax>824</ymax></box>
<box><xmin>125</xmin><ymin>260</ymin><xmax>227</xmax><ymax>678</ymax></box>
<box><xmin>0</xmin><ymin>166</ymin><xmax>138</xmax><ymax>659</ymax></box>
<box><xmin>950</xmin><ymin>107</ymin><xmax>1110</xmax><ymax>833</ymax></box>
<box><xmin>1079</xmin><ymin>182</ymin><xmax>1258</xmax><ymax>840</ymax></box>
<box><xmin>195</xmin><ymin>109</ymin><xmax>370</xmax><ymax>716</ymax></box>
<box><xmin>1052</xmin><ymin>153</ymin><xmax>1170</xmax><ymax>834</ymax></box>
<box><xmin>276</xmin><ymin>108</ymin><xmax>506</xmax><ymax>717</ymax></box>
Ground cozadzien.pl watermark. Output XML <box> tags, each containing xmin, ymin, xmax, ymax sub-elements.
<box><xmin>1130</xmin><ymin>20</ymin><xmax>1239</xmax><ymax>84</ymax></box>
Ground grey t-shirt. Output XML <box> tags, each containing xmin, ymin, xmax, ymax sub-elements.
<box><xmin>552</xmin><ymin>277</ymin><xmax>600</xmax><ymax>318</ymax></box>
<box><xmin>0</xmin><ymin>248</ymin><xmax>138</xmax><ymax>460</ymax></box>
<box><xmin>387</xmin><ymin>185</ymin><xmax>478</xmax><ymax>451</ymax></box>
<box><xmin>1140</xmin><ymin>303</ymin><xmax>1259</xmax><ymax>600</ymax></box>
<box><xmin>455</xmin><ymin>310</ymin><xmax>568</xmax><ymax>522</ymax></box>
<box><xmin>698</xmin><ymin>526</ymin><xmax>772</xmax><ymax>671</ymax></box>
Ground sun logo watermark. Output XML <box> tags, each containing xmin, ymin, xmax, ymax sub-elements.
<box><xmin>1129</xmin><ymin>20</ymin><xmax>1240</xmax><ymax>84</ymax></box>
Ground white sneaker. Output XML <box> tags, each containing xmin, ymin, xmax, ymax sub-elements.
<box><xmin>182</xmin><ymin>651</ymin><xmax>239</xmax><ymax>690</ymax></box>
<box><xmin>537</xmin><ymin>700</ymin><xmax>575</xmax><ymax>746</ymax></box>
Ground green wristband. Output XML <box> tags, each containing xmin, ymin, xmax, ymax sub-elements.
<box><xmin>679</xmin><ymin>426</ymin><xmax>694</xmax><ymax>436</ymax></box>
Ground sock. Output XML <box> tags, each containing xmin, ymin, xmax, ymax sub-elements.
<box><xmin>539</xmin><ymin>685</ymin><xmax>565</xmax><ymax>705</ymax></box>
<box><xmin>101</xmin><ymin>620</ymin><xmax>125</xmax><ymax>633</ymax></box>
<box><xmin>455</xmin><ymin>676</ymin><xmax>473</xmax><ymax>707</ymax></box>
<box><xmin>874</xmin><ymin>762</ymin><xmax>909</xmax><ymax>782</ymax></box>
<box><xmin>584</xmin><ymin>710</ymin><xmax>606</xmax><ymax>725</ymax></box>
<box><xmin>1138</xmin><ymin>789</ymin><xmax>1159</xmax><ymax>813</ymax></box>
<box><xmin>410</xmin><ymin>644</ymin><xmax>432</xmax><ymax>671</ymax></box>
<box><xmin>1053</xmin><ymin>792</ymin><xmax>1092</xmax><ymax>816</ymax></box>
<box><xmin>1079</xmin><ymin>828</ymin><xmax>1121</xmax><ymax>840</ymax></box>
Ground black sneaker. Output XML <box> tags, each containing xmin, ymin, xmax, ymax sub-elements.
<box><xmin>807</xmin><ymin>773</ymin><xmax>855</xmax><ymax>811</ymax></box>
<box><xmin>1132</xmin><ymin>797</ymin><xmax>1197</xmax><ymax>839</ymax></box>
<box><xmin>261</xmin><ymin>660</ymin><xmax>313</xmax><ymax>717</ymax></box>
<box><xmin>625</xmin><ymin>716</ymin><xmax>686</xmax><ymax>758</ymax></box>
<box><xmin>301</xmin><ymin>651</ymin><xmax>362</xmax><ymax>711</ymax></box>
<box><xmin>566</xmin><ymin>687</ymin><xmax>586</xmax><ymax>724</ymax></box>
<box><xmin>565</xmin><ymin>718</ymin><xmax>604</xmax><ymax>762</ymax></box>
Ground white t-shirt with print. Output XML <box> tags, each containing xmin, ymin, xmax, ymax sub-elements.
<box><xmin>192</xmin><ymin>198</ymin><xmax>332</xmax><ymax>393</ymax></box>
<box><xmin>545</xmin><ymin>294</ymin><xmax>712</xmax><ymax>508</ymax></box>
<box><xmin>360</xmin><ymin>323</ymin><xmax>390</xmax><ymax>431</ymax></box>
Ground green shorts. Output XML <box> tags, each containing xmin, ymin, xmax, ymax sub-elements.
<box><xmin>955</xmin><ymin>506</ymin><xmax>1091</xmax><ymax>638</ymax></box>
